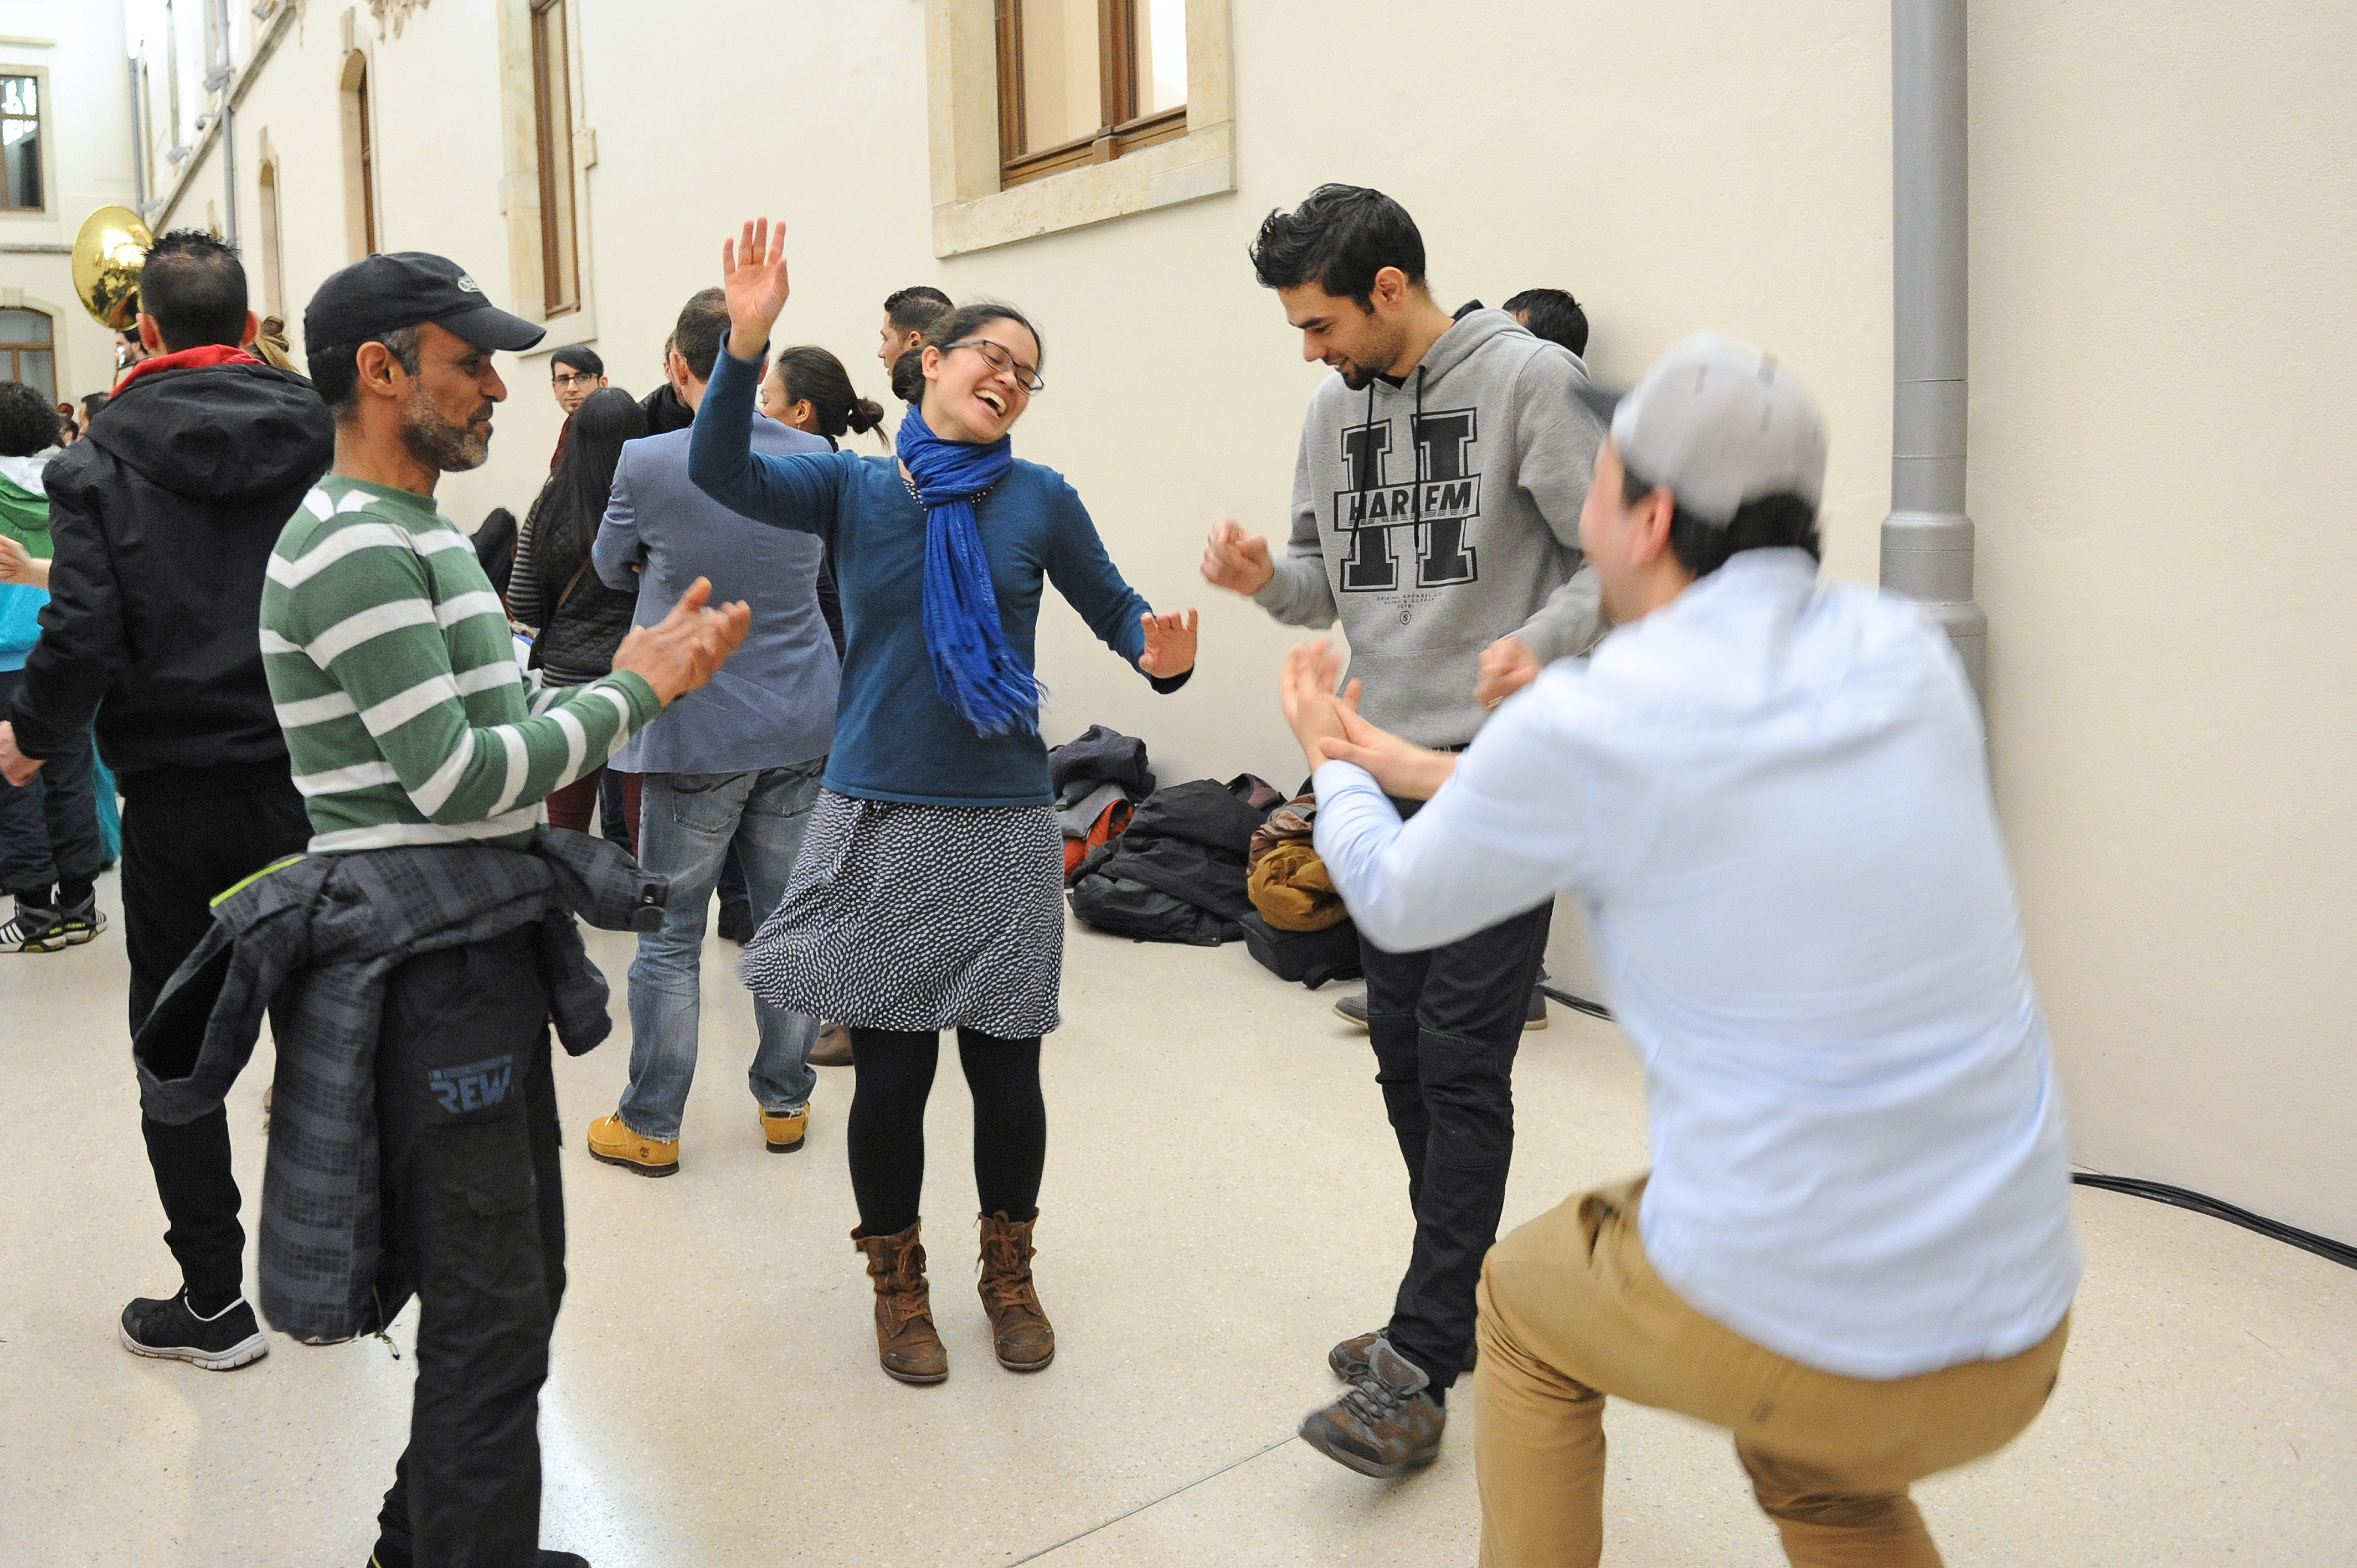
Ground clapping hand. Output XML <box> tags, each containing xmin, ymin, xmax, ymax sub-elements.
<box><xmin>1138</xmin><ymin>608</ymin><xmax>1198</xmax><ymax>678</ymax></box>
<box><xmin>721</xmin><ymin>216</ymin><xmax>792</xmax><ymax>363</ymax></box>
<box><xmin>1280</xmin><ymin>641</ymin><xmax>1459</xmax><ymax>801</ymax></box>
<box><xmin>611</xmin><ymin>577</ymin><xmax>751</xmax><ymax>704</ymax></box>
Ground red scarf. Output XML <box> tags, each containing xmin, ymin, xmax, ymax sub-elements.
<box><xmin>114</xmin><ymin>343</ymin><xmax>264</xmax><ymax>394</ymax></box>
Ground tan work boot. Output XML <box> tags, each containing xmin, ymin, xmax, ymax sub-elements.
<box><xmin>759</xmin><ymin>1103</ymin><xmax>809</xmax><ymax>1152</ymax></box>
<box><xmin>586</xmin><ymin>1112</ymin><xmax>679</xmax><ymax>1177</ymax></box>
<box><xmin>976</xmin><ymin>1210</ymin><xmax>1056</xmax><ymax>1371</ymax></box>
<box><xmin>851</xmin><ymin>1221</ymin><xmax>948</xmax><ymax>1384</ymax></box>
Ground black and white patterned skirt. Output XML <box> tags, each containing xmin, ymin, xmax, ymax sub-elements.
<box><xmin>740</xmin><ymin>790</ymin><xmax>1066</xmax><ymax>1038</ymax></box>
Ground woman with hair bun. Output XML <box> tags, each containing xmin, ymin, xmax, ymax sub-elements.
<box><xmin>761</xmin><ymin>345</ymin><xmax>890</xmax><ymax>451</ymax></box>
<box><xmin>692</xmin><ymin>218</ymin><xmax>1199</xmax><ymax>1389</ymax></box>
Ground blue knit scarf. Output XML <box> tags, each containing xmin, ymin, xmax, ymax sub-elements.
<box><xmin>896</xmin><ymin>402</ymin><xmax>1041</xmax><ymax>735</ymax></box>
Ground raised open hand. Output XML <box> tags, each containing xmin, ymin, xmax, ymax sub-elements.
<box><xmin>721</xmin><ymin>217</ymin><xmax>791</xmax><ymax>362</ymax></box>
<box><xmin>1138</xmin><ymin>608</ymin><xmax>1199</xmax><ymax>678</ymax></box>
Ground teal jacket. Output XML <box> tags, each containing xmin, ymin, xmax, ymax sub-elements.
<box><xmin>0</xmin><ymin>457</ymin><xmax>53</xmax><ymax>672</ymax></box>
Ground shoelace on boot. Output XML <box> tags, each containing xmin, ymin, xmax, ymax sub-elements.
<box><xmin>978</xmin><ymin>1236</ymin><xmax>1039</xmax><ymax>1314</ymax></box>
<box><xmin>1339</xmin><ymin>1370</ymin><xmax>1421</xmax><ymax>1427</ymax></box>
<box><xmin>870</xmin><ymin>1248</ymin><xmax>931</xmax><ymax>1334</ymax></box>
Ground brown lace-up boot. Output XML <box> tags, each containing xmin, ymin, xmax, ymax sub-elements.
<box><xmin>976</xmin><ymin>1210</ymin><xmax>1056</xmax><ymax>1371</ymax></box>
<box><xmin>851</xmin><ymin>1221</ymin><xmax>948</xmax><ymax>1384</ymax></box>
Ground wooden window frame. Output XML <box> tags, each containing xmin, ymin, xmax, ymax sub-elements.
<box><xmin>995</xmin><ymin>0</ymin><xmax>1187</xmax><ymax>190</ymax></box>
<box><xmin>531</xmin><ymin>0</ymin><xmax>581</xmax><ymax>318</ymax></box>
<box><xmin>256</xmin><ymin>158</ymin><xmax>285</xmax><ymax>317</ymax></box>
<box><xmin>355</xmin><ymin>62</ymin><xmax>378</xmax><ymax>254</ymax></box>
<box><xmin>0</xmin><ymin>71</ymin><xmax>43</xmax><ymax>213</ymax></box>
<box><xmin>0</xmin><ymin>308</ymin><xmax>56</xmax><ymax>400</ymax></box>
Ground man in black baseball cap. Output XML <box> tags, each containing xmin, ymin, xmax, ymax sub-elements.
<box><xmin>299</xmin><ymin>253</ymin><xmax>548</xmax><ymax>489</ymax></box>
<box><xmin>281</xmin><ymin>255</ymin><xmax>746</xmax><ymax>1568</ymax></box>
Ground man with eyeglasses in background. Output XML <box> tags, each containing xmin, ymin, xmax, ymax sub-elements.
<box><xmin>548</xmin><ymin>344</ymin><xmax>608</xmax><ymax>417</ymax></box>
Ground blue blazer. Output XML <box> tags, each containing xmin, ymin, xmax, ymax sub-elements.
<box><xmin>593</xmin><ymin>409</ymin><xmax>840</xmax><ymax>775</ymax></box>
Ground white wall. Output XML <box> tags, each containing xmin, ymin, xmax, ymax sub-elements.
<box><xmin>1972</xmin><ymin>0</ymin><xmax>2357</xmax><ymax>1240</ymax></box>
<box><xmin>0</xmin><ymin>0</ymin><xmax>136</xmax><ymax>409</ymax></box>
<box><xmin>135</xmin><ymin>0</ymin><xmax>2357</xmax><ymax>1241</ymax></box>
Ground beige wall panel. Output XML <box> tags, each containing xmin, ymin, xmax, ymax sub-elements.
<box><xmin>1972</xmin><ymin>0</ymin><xmax>2357</xmax><ymax>1238</ymax></box>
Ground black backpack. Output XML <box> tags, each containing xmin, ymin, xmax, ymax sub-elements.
<box><xmin>1067</xmin><ymin>775</ymin><xmax>1282</xmax><ymax>946</ymax></box>
<box><xmin>1238</xmin><ymin>911</ymin><xmax>1363</xmax><ymax>989</ymax></box>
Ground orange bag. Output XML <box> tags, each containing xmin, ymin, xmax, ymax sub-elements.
<box><xmin>1062</xmin><ymin>796</ymin><xmax>1134</xmax><ymax>883</ymax></box>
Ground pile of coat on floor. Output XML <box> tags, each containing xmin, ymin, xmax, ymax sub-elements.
<box><xmin>1051</xmin><ymin>726</ymin><xmax>1363</xmax><ymax>989</ymax></box>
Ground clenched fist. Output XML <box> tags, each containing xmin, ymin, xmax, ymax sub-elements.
<box><xmin>1200</xmin><ymin>519</ymin><xmax>1275</xmax><ymax>596</ymax></box>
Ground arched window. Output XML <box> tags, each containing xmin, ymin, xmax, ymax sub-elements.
<box><xmin>339</xmin><ymin>52</ymin><xmax>378</xmax><ymax>259</ymax></box>
<box><xmin>0</xmin><ymin>308</ymin><xmax>55</xmax><ymax>399</ymax></box>
<box><xmin>256</xmin><ymin>158</ymin><xmax>285</xmax><ymax>317</ymax></box>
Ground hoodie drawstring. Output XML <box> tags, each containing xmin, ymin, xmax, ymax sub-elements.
<box><xmin>1412</xmin><ymin>364</ymin><xmax>1426</xmax><ymax>531</ymax></box>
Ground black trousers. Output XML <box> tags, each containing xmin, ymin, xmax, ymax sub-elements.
<box><xmin>0</xmin><ymin>668</ymin><xmax>102</xmax><ymax>904</ymax></box>
<box><xmin>369</xmin><ymin>926</ymin><xmax>565</xmax><ymax>1568</ymax></box>
<box><xmin>121</xmin><ymin>778</ymin><xmax>312</xmax><ymax>1313</ymax></box>
<box><xmin>1358</xmin><ymin>795</ymin><xmax>1552</xmax><ymax>1392</ymax></box>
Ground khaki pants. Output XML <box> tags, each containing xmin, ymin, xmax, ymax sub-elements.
<box><xmin>1474</xmin><ymin>1179</ymin><xmax>2068</xmax><ymax>1567</ymax></box>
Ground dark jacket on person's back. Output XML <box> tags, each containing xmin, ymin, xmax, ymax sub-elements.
<box><xmin>6</xmin><ymin>359</ymin><xmax>334</xmax><ymax>796</ymax></box>
<box><xmin>132</xmin><ymin>830</ymin><xmax>660</xmax><ymax>1342</ymax></box>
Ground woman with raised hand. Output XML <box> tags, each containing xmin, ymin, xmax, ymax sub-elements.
<box><xmin>690</xmin><ymin>218</ymin><xmax>1198</xmax><ymax>1387</ymax></box>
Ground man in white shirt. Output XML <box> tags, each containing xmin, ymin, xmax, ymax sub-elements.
<box><xmin>1278</xmin><ymin>332</ymin><xmax>2081</xmax><ymax>1567</ymax></box>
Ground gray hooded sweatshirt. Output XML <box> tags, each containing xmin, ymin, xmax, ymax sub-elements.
<box><xmin>1254</xmin><ymin>307</ymin><xmax>1607</xmax><ymax>747</ymax></box>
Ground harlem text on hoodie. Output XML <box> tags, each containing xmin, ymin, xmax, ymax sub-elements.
<box><xmin>1254</xmin><ymin>307</ymin><xmax>1608</xmax><ymax>749</ymax></box>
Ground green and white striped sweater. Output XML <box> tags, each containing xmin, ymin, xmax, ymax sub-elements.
<box><xmin>260</xmin><ymin>474</ymin><xmax>660</xmax><ymax>855</ymax></box>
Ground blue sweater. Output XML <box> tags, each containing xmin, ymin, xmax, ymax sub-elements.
<box><xmin>690</xmin><ymin>342</ymin><xmax>1181</xmax><ymax>807</ymax></box>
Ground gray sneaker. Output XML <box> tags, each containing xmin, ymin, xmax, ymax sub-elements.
<box><xmin>1330</xmin><ymin>1326</ymin><xmax>1476</xmax><ymax>1383</ymax></box>
<box><xmin>1300</xmin><ymin>1337</ymin><xmax>1446</xmax><ymax>1478</ymax></box>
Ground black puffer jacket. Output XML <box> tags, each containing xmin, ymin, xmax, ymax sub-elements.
<box><xmin>508</xmin><ymin>487</ymin><xmax>640</xmax><ymax>684</ymax></box>
<box><xmin>7</xmin><ymin>358</ymin><xmax>334</xmax><ymax>795</ymax></box>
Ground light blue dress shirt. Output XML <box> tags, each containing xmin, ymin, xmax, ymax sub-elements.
<box><xmin>1314</xmin><ymin>549</ymin><xmax>2082</xmax><ymax>1379</ymax></box>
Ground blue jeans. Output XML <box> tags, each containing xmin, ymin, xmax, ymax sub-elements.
<box><xmin>619</xmin><ymin>762</ymin><xmax>825</xmax><ymax>1140</ymax></box>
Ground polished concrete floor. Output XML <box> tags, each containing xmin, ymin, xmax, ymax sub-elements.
<box><xmin>4</xmin><ymin>869</ymin><xmax>2354</xmax><ymax>1566</ymax></box>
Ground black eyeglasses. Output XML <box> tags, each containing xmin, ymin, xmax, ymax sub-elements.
<box><xmin>943</xmin><ymin>338</ymin><xmax>1044</xmax><ymax>394</ymax></box>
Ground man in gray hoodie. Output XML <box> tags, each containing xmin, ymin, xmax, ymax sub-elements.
<box><xmin>1203</xmin><ymin>184</ymin><xmax>1608</xmax><ymax>1477</ymax></box>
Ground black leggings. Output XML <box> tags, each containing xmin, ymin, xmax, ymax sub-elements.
<box><xmin>846</xmin><ymin>1028</ymin><xmax>1044</xmax><ymax>1236</ymax></box>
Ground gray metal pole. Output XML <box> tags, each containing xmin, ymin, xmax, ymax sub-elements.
<box><xmin>208</xmin><ymin>0</ymin><xmax>235</xmax><ymax>245</ymax></box>
<box><xmin>1881</xmin><ymin>0</ymin><xmax>1986</xmax><ymax>701</ymax></box>
<box><xmin>128</xmin><ymin>55</ymin><xmax>148</xmax><ymax>211</ymax></box>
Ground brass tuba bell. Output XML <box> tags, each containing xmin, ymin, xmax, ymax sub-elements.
<box><xmin>73</xmin><ymin>205</ymin><xmax>155</xmax><ymax>330</ymax></box>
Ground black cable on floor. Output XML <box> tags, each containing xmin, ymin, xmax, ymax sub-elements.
<box><xmin>1536</xmin><ymin>983</ymin><xmax>1613</xmax><ymax>1021</ymax></box>
<box><xmin>2071</xmin><ymin>1173</ymin><xmax>2357</xmax><ymax>1272</ymax></box>
<box><xmin>1530</xmin><ymin>991</ymin><xmax>2353</xmax><ymax>1274</ymax></box>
